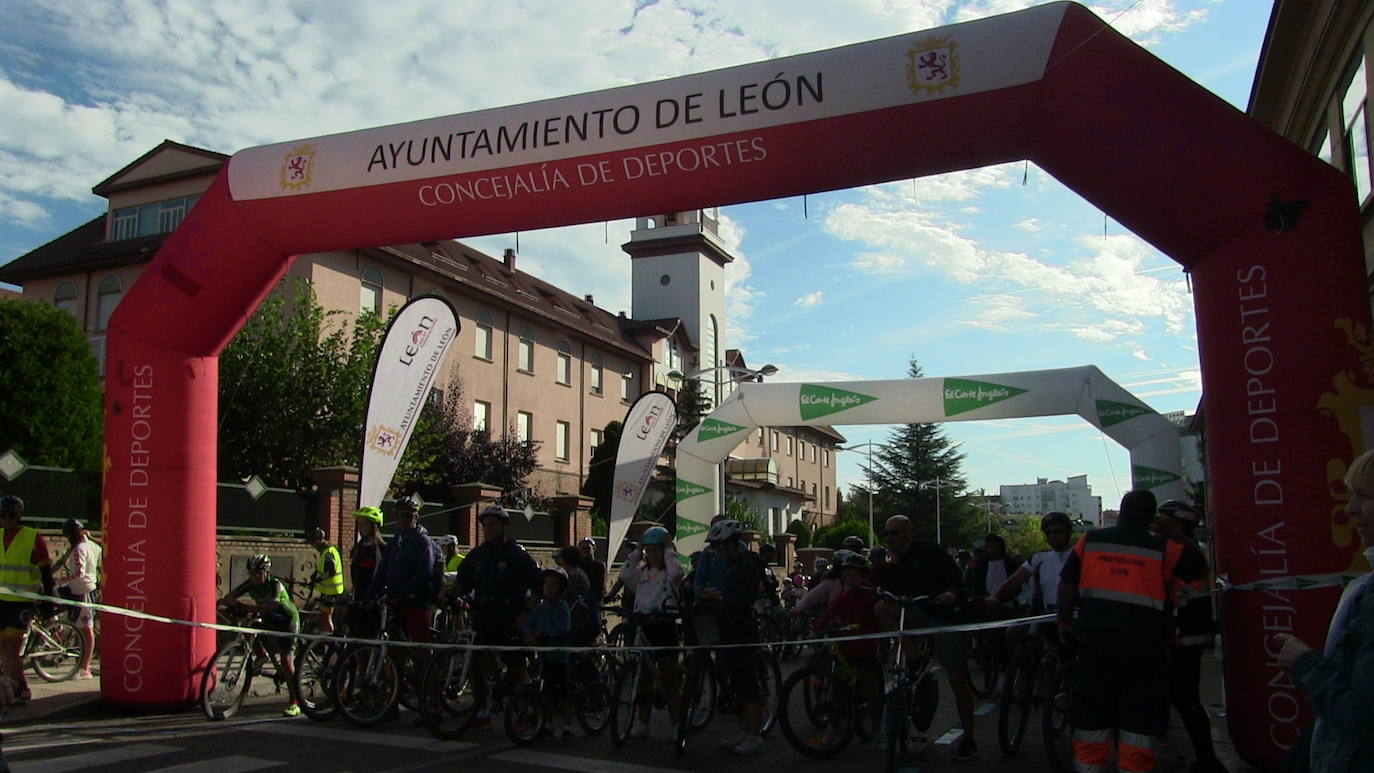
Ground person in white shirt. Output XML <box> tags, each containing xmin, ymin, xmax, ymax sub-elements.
<box><xmin>56</xmin><ymin>518</ymin><xmax>101</xmax><ymax>679</ymax></box>
<box><xmin>618</xmin><ymin>525</ymin><xmax>683</xmax><ymax>735</ymax></box>
<box><xmin>990</xmin><ymin>511</ymin><xmax>1075</xmax><ymax>612</ymax></box>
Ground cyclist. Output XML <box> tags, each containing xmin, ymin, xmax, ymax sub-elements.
<box><xmin>220</xmin><ymin>554</ymin><xmax>300</xmax><ymax>717</ymax></box>
<box><xmin>306</xmin><ymin>526</ymin><xmax>344</xmax><ymax>634</ymax></box>
<box><xmin>524</xmin><ymin>566</ymin><xmax>575</xmax><ymax>744</ymax></box>
<box><xmin>0</xmin><ymin>495</ymin><xmax>56</xmax><ymax>706</ymax></box>
<box><xmin>989</xmin><ymin>512</ymin><xmax>1074</xmax><ymax>612</ymax></box>
<box><xmin>965</xmin><ymin>533</ymin><xmax>1020</xmax><ymax>600</ymax></box>
<box><xmin>55</xmin><ymin>518</ymin><xmax>100</xmax><ymax>679</ymax></box>
<box><xmin>755</xmin><ymin>543</ymin><xmax>783</xmax><ymax>619</ymax></box>
<box><xmin>814</xmin><ymin>551</ymin><xmax>883</xmax><ymax>735</ymax></box>
<box><xmin>703</xmin><ymin>518</ymin><xmax>767</xmax><ymax>756</ymax></box>
<box><xmin>578</xmin><ymin>537</ymin><xmax>606</xmax><ymax>627</ymax></box>
<box><xmin>366</xmin><ymin>498</ymin><xmax>440</xmax><ymax>643</ymax></box>
<box><xmin>439</xmin><ymin>534</ymin><xmax>465</xmax><ymax>573</ymax></box>
<box><xmin>841</xmin><ymin>534</ymin><xmax>867</xmax><ymax>555</ymax></box>
<box><xmin>794</xmin><ymin>549</ymin><xmax>857</xmax><ymax>615</ymax></box>
<box><xmin>350</xmin><ymin>506</ymin><xmax>387</xmax><ymax>635</ymax></box>
<box><xmin>874</xmin><ymin>514</ymin><xmax>978</xmax><ymax>761</ymax></box>
<box><xmin>618</xmin><ymin>525</ymin><xmax>683</xmax><ymax>736</ymax></box>
<box><xmin>453</xmin><ymin>504</ymin><xmax>542</xmax><ymax>729</ymax></box>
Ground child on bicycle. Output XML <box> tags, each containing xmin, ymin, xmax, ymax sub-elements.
<box><xmin>524</xmin><ymin>566</ymin><xmax>575</xmax><ymax>744</ymax></box>
<box><xmin>617</xmin><ymin>525</ymin><xmax>683</xmax><ymax>737</ymax></box>
<box><xmin>815</xmin><ymin>551</ymin><xmax>883</xmax><ymax>734</ymax></box>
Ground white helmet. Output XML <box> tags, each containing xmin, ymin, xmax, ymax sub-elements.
<box><xmin>706</xmin><ymin>519</ymin><xmax>744</xmax><ymax>545</ymax></box>
<box><xmin>438</xmin><ymin>535</ymin><xmax>458</xmax><ymax>547</ymax></box>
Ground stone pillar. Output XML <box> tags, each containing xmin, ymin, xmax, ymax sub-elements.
<box><xmin>311</xmin><ymin>466</ymin><xmax>359</xmax><ymax>550</ymax></box>
<box><xmin>796</xmin><ymin>546</ymin><xmax>835</xmax><ymax>578</ymax></box>
<box><xmin>450</xmin><ymin>482</ymin><xmax>503</xmax><ymax>548</ymax></box>
<box><xmin>773</xmin><ymin>533</ymin><xmax>797</xmax><ymax>573</ymax></box>
<box><xmin>551</xmin><ymin>495</ymin><xmax>595</xmax><ymax>547</ymax></box>
<box><xmin>741</xmin><ymin>530</ymin><xmax>762</xmax><ymax>555</ymax></box>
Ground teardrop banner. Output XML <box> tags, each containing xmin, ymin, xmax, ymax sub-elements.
<box><xmin>359</xmin><ymin>295</ymin><xmax>459</xmax><ymax>507</ymax></box>
<box><xmin>608</xmin><ymin>391</ymin><xmax>677</xmax><ymax>557</ymax></box>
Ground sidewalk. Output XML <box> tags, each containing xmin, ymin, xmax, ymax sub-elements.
<box><xmin>1</xmin><ymin>667</ymin><xmax>103</xmax><ymax>726</ymax></box>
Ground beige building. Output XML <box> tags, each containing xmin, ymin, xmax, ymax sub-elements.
<box><xmin>1</xmin><ymin>141</ymin><xmax>841</xmax><ymax>533</ymax></box>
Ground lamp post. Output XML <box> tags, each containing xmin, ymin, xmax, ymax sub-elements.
<box><xmin>836</xmin><ymin>441</ymin><xmax>892</xmax><ymax>546</ymax></box>
<box><xmin>667</xmin><ymin>363</ymin><xmax>779</xmax><ymax>515</ymax></box>
<box><xmin>918</xmin><ymin>476</ymin><xmax>961</xmax><ymax>546</ymax></box>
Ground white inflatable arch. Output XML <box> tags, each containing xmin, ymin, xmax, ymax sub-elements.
<box><xmin>674</xmin><ymin>365</ymin><xmax>1181</xmax><ymax>553</ymax></box>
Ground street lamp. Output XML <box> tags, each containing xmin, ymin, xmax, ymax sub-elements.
<box><xmin>835</xmin><ymin>441</ymin><xmax>892</xmax><ymax>546</ymax></box>
<box><xmin>917</xmin><ymin>476</ymin><xmax>961</xmax><ymax>546</ymax></box>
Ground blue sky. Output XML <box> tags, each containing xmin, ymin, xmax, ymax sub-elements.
<box><xmin>0</xmin><ymin>0</ymin><xmax>1273</xmax><ymax>508</ymax></box>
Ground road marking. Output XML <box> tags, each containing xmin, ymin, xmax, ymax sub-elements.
<box><xmin>489</xmin><ymin>748</ymin><xmax>686</xmax><ymax>773</ymax></box>
<box><xmin>19</xmin><ymin>743</ymin><xmax>179</xmax><ymax>773</ymax></box>
<box><xmin>933</xmin><ymin>727</ymin><xmax>963</xmax><ymax>745</ymax></box>
<box><xmin>148</xmin><ymin>756</ymin><xmax>282</xmax><ymax>773</ymax></box>
<box><xmin>254</xmin><ymin>721</ymin><xmax>478</xmax><ymax>751</ymax></box>
<box><xmin>974</xmin><ymin>701</ymin><xmax>998</xmax><ymax>716</ymax></box>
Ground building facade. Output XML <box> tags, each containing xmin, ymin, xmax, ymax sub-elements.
<box><xmin>999</xmin><ymin>474</ymin><xmax>1103</xmax><ymax>524</ymax></box>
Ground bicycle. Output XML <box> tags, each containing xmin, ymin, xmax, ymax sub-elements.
<box><xmin>418</xmin><ymin>631</ymin><xmax>525</xmax><ymax>740</ymax></box>
<box><xmin>965</xmin><ymin>602</ymin><xmax>1007</xmax><ymax>699</ymax></box>
<box><xmin>997</xmin><ymin>617</ymin><xmax>1062</xmax><ymax>756</ymax></box>
<box><xmin>292</xmin><ymin>596</ymin><xmax>359</xmax><ymax>722</ymax></box>
<box><xmin>609</xmin><ymin>613</ymin><xmax>684</xmax><ymax>748</ymax></box>
<box><xmin>331</xmin><ymin>600</ymin><xmax>424</xmax><ymax>727</ymax></box>
<box><xmin>22</xmin><ymin>611</ymin><xmax>86</xmax><ymax>683</ymax></box>
<box><xmin>1041</xmin><ymin>640</ymin><xmax>1078</xmax><ymax>773</ymax></box>
<box><xmin>676</xmin><ymin>610</ymin><xmax>782</xmax><ymax>756</ymax></box>
<box><xmin>867</xmin><ymin>588</ymin><xmax>943</xmax><ymax>773</ymax></box>
<box><xmin>200</xmin><ymin>604</ymin><xmax>294</xmax><ymax>720</ymax></box>
<box><xmin>504</xmin><ymin>639</ymin><xmax>611</xmax><ymax>745</ymax></box>
<box><xmin>777</xmin><ymin>624</ymin><xmax>879</xmax><ymax>759</ymax></box>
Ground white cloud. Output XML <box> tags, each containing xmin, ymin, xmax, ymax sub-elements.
<box><xmin>959</xmin><ymin>294</ymin><xmax>1037</xmax><ymax>331</ymax></box>
<box><xmin>771</xmin><ymin>365</ymin><xmax>859</xmax><ymax>382</ymax></box>
<box><xmin>1015</xmin><ymin>218</ymin><xmax>1042</xmax><ymax>232</ymax></box>
<box><xmin>793</xmin><ymin>290</ymin><xmax>824</xmax><ymax>308</ymax></box>
<box><xmin>849</xmin><ymin>253</ymin><xmax>909</xmax><ymax>274</ymax></box>
<box><xmin>718</xmin><ymin>213</ymin><xmax>762</xmax><ymax>348</ymax></box>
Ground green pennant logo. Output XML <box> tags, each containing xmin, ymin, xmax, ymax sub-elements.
<box><xmin>1131</xmin><ymin>464</ymin><xmax>1181</xmax><ymax>489</ymax></box>
<box><xmin>799</xmin><ymin>384</ymin><xmax>879</xmax><ymax>420</ymax></box>
<box><xmin>1096</xmin><ymin>399</ymin><xmax>1153</xmax><ymax>428</ymax></box>
<box><xmin>943</xmin><ymin>378</ymin><xmax>1028</xmax><ymax>417</ymax></box>
<box><xmin>676</xmin><ymin>517</ymin><xmax>708</xmax><ymax>538</ymax></box>
<box><xmin>697</xmin><ymin>418</ymin><xmax>747</xmax><ymax>442</ymax></box>
<box><xmin>675</xmin><ymin>479</ymin><xmax>712</xmax><ymax>502</ymax></box>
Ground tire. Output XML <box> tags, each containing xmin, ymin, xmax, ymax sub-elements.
<box><xmin>754</xmin><ymin>649</ymin><xmax>783</xmax><ymax>736</ymax></box>
<box><xmin>334</xmin><ymin>646</ymin><xmax>401</xmax><ymax>727</ymax></box>
<box><xmin>30</xmin><ymin>620</ymin><xmax>84</xmax><ymax>682</ymax></box>
<box><xmin>757</xmin><ymin>615</ymin><xmax>784</xmax><ymax>650</ymax></box>
<box><xmin>969</xmin><ymin>632</ymin><xmax>1002</xmax><ymax>699</ymax></box>
<box><xmin>201</xmin><ymin>637</ymin><xmax>253</xmax><ymax>720</ymax></box>
<box><xmin>610</xmin><ymin>659</ymin><xmax>642</xmax><ymax>748</ymax></box>
<box><xmin>398</xmin><ymin>651</ymin><xmax>423</xmax><ymax>712</ymax></box>
<box><xmin>683</xmin><ymin>654</ymin><xmax>716</xmax><ymax>733</ymax></box>
<box><xmin>883</xmin><ymin>687</ymin><xmax>907</xmax><ymax>773</ymax></box>
<box><xmin>578</xmin><ymin>679</ymin><xmax>613</xmax><ymax>736</ymax></box>
<box><xmin>294</xmin><ymin>639</ymin><xmax>340</xmax><ymax>721</ymax></box>
<box><xmin>777</xmin><ymin>665</ymin><xmax>856</xmax><ymax>759</ymax></box>
<box><xmin>419</xmin><ymin>649</ymin><xmax>485</xmax><ymax>740</ymax></box>
<box><xmin>504</xmin><ymin>683</ymin><xmax>545</xmax><ymax>746</ymax></box>
<box><xmin>1042</xmin><ymin>659</ymin><xmax>1077</xmax><ymax>773</ymax></box>
<box><xmin>607</xmin><ymin>622</ymin><xmax>629</xmax><ymax>649</ymax></box>
<box><xmin>998</xmin><ymin>646</ymin><xmax>1035</xmax><ymax>755</ymax></box>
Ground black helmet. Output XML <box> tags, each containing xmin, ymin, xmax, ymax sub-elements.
<box><xmin>395</xmin><ymin>497</ymin><xmax>420</xmax><ymax>515</ymax></box>
<box><xmin>840</xmin><ymin>552</ymin><xmax>870</xmax><ymax>572</ymax></box>
<box><xmin>307</xmin><ymin>526</ymin><xmax>326</xmax><ymax>543</ymax></box>
<box><xmin>1158</xmin><ymin>499</ymin><xmax>1202</xmax><ymax>524</ymax></box>
<box><xmin>841</xmin><ymin>535</ymin><xmax>866</xmax><ymax>551</ymax></box>
<box><xmin>0</xmin><ymin>495</ymin><xmax>22</xmax><ymax>516</ymax></box>
<box><xmin>1041</xmin><ymin>512</ymin><xmax>1073</xmax><ymax>531</ymax></box>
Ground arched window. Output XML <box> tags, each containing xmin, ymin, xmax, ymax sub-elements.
<box><xmin>556</xmin><ymin>340</ymin><xmax>572</xmax><ymax>385</ymax></box>
<box><xmin>589</xmin><ymin>352</ymin><xmax>604</xmax><ymax>394</ymax></box>
<box><xmin>360</xmin><ymin>265</ymin><xmax>383</xmax><ymax>315</ymax></box>
<box><xmin>517</xmin><ymin>324</ymin><xmax>535</xmax><ymax>372</ymax></box>
<box><xmin>54</xmin><ymin>281</ymin><xmax>79</xmax><ymax>319</ymax></box>
<box><xmin>475</xmin><ymin>309</ymin><xmax>494</xmax><ymax>359</ymax></box>
<box><xmin>96</xmin><ymin>275</ymin><xmax>122</xmax><ymax>330</ymax></box>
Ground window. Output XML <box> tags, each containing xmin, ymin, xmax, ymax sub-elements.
<box><xmin>555</xmin><ymin>421</ymin><xmax>570</xmax><ymax>460</ymax></box>
<box><xmin>1343</xmin><ymin>58</ymin><xmax>1372</xmax><ymax>202</ymax></box>
<box><xmin>473</xmin><ymin>401</ymin><xmax>491</xmax><ymax>433</ymax></box>
<box><xmin>475</xmin><ymin>310</ymin><xmax>493</xmax><ymax>359</ymax></box>
<box><xmin>823</xmin><ymin>449</ymin><xmax>830</xmax><ymax>467</ymax></box>
<box><xmin>591</xmin><ymin>428</ymin><xmax>603</xmax><ymax>454</ymax></box>
<box><xmin>96</xmin><ymin>274</ymin><xmax>122</xmax><ymax>330</ymax></box>
<box><xmin>590</xmin><ymin>353</ymin><xmax>603</xmax><ymax>394</ymax></box>
<box><xmin>758</xmin><ymin>428</ymin><xmax>765</xmax><ymax>445</ymax></box>
<box><xmin>811</xmin><ymin>482</ymin><xmax>817</xmax><ymax>496</ymax></box>
<box><xmin>786</xmin><ymin>436</ymin><xmax>794</xmax><ymax>456</ymax></box>
<box><xmin>786</xmin><ymin>477</ymin><xmax>793</xmax><ymax>488</ymax></box>
<box><xmin>518</xmin><ymin>325</ymin><xmax>534</xmax><ymax>372</ymax></box>
<box><xmin>620</xmin><ymin>372</ymin><xmax>632</xmax><ymax>402</ymax></box>
<box><xmin>361</xmin><ymin>265</ymin><xmax>383</xmax><ymax>315</ymax></box>
<box><xmin>54</xmin><ymin>281</ymin><xmax>78</xmax><ymax>318</ymax></box>
<box><xmin>111</xmin><ymin>195</ymin><xmax>199</xmax><ymax>241</ymax></box>
<box><xmin>771</xmin><ymin>507</ymin><xmax>784</xmax><ymax>536</ymax></box>
<box><xmin>517</xmin><ymin>411</ymin><xmax>533</xmax><ymax>443</ymax></box>
<box><xmin>556</xmin><ymin>340</ymin><xmax>572</xmax><ymax>385</ymax></box>
<box><xmin>771</xmin><ymin>431</ymin><xmax>779</xmax><ymax>451</ymax></box>
<box><xmin>825</xmin><ymin>486</ymin><xmax>831</xmax><ymax>509</ymax></box>
<box><xmin>798</xmin><ymin>440</ymin><xmax>806</xmax><ymax>460</ymax></box>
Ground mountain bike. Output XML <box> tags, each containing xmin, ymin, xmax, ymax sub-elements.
<box><xmin>677</xmin><ymin>610</ymin><xmax>781</xmax><ymax>756</ymax></box>
<box><xmin>418</xmin><ymin>632</ymin><xmax>524</xmax><ymax>740</ymax></box>
<box><xmin>997</xmin><ymin>620</ymin><xmax>1062</xmax><ymax>756</ymax></box>
<box><xmin>292</xmin><ymin>596</ymin><xmax>359</xmax><ymax>722</ymax></box>
<box><xmin>332</xmin><ymin>601</ymin><xmax>424</xmax><ymax>727</ymax></box>
<box><xmin>22</xmin><ymin>612</ymin><xmax>86</xmax><ymax>682</ymax></box>
<box><xmin>867</xmin><ymin>588</ymin><xmax>943</xmax><ymax>773</ymax></box>
<box><xmin>777</xmin><ymin>624</ymin><xmax>879</xmax><ymax>759</ymax></box>
<box><xmin>201</xmin><ymin>605</ymin><xmax>294</xmax><ymax>720</ymax></box>
<box><xmin>609</xmin><ymin>613</ymin><xmax>684</xmax><ymax>748</ymax></box>
<box><xmin>1042</xmin><ymin>641</ymin><xmax>1078</xmax><ymax>773</ymax></box>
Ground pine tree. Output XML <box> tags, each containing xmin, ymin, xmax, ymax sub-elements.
<box><xmin>673</xmin><ymin>377</ymin><xmax>713</xmax><ymax>441</ymax></box>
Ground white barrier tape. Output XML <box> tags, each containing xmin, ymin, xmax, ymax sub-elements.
<box><xmin>0</xmin><ymin>586</ymin><xmax>1055</xmax><ymax>654</ymax></box>
<box><xmin>1176</xmin><ymin>572</ymin><xmax>1366</xmax><ymax>600</ymax></box>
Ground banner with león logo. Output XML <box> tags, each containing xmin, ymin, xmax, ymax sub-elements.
<box><xmin>359</xmin><ymin>295</ymin><xmax>459</xmax><ymax>508</ymax></box>
<box><xmin>609</xmin><ymin>391</ymin><xmax>677</xmax><ymax>555</ymax></box>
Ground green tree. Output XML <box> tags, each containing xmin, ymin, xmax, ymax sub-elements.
<box><xmin>673</xmin><ymin>378</ymin><xmax>713</xmax><ymax>441</ymax></box>
<box><xmin>864</xmin><ymin>358</ymin><xmax>983</xmax><ymax>548</ymax></box>
<box><xmin>785</xmin><ymin>518</ymin><xmax>811</xmax><ymax>549</ymax></box>
<box><xmin>725</xmin><ymin>497</ymin><xmax>765</xmax><ymax>532</ymax></box>
<box><xmin>580</xmin><ymin>420</ymin><xmax>623</xmax><ymax>529</ymax></box>
<box><xmin>0</xmin><ymin>299</ymin><xmax>102</xmax><ymax>469</ymax></box>
<box><xmin>813</xmin><ymin>518</ymin><xmax>870</xmax><ymax>549</ymax></box>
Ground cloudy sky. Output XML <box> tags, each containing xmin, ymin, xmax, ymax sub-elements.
<box><xmin>0</xmin><ymin>0</ymin><xmax>1272</xmax><ymax>511</ymax></box>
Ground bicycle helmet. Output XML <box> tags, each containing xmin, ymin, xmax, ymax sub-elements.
<box><xmin>705</xmin><ymin>519</ymin><xmax>743</xmax><ymax>544</ymax></box>
<box><xmin>641</xmin><ymin>525</ymin><xmax>670</xmax><ymax>546</ymax></box>
<box><xmin>62</xmin><ymin>518</ymin><xmax>84</xmax><ymax>535</ymax></box>
<box><xmin>580</xmin><ymin>536</ymin><xmax>596</xmax><ymax>547</ymax></box>
<box><xmin>478</xmin><ymin>504</ymin><xmax>510</xmax><ymax>523</ymax></box>
<box><xmin>1041</xmin><ymin>511</ymin><xmax>1073</xmax><ymax>531</ymax></box>
<box><xmin>0</xmin><ymin>495</ymin><xmax>22</xmax><ymax>516</ymax></box>
<box><xmin>868</xmin><ymin>546</ymin><xmax>887</xmax><ymax>565</ymax></box>
<box><xmin>247</xmin><ymin>554</ymin><xmax>272</xmax><ymax>572</ymax></box>
<box><xmin>542</xmin><ymin>565</ymin><xmax>569</xmax><ymax>588</ymax></box>
<box><xmin>831</xmin><ymin>549</ymin><xmax>857</xmax><ymax>567</ymax></box>
<box><xmin>1158</xmin><ymin>499</ymin><xmax>1202</xmax><ymax>524</ymax></box>
<box><xmin>841</xmin><ymin>535</ymin><xmax>866</xmax><ymax>551</ymax></box>
<box><xmin>394</xmin><ymin>497</ymin><xmax>420</xmax><ymax>516</ymax></box>
<box><xmin>840</xmin><ymin>552</ymin><xmax>871</xmax><ymax>572</ymax></box>
<box><xmin>353</xmin><ymin>506</ymin><xmax>384</xmax><ymax>525</ymax></box>
<box><xmin>438</xmin><ymin>534</ymin><xmax>458</xmax><ymax>548</ymax></box>
<box><xmin>306</xmin><ymin>526</ymin><xmax>326</xmax><ymax>543</ymax></box>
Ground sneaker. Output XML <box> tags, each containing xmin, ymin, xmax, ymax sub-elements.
<box><xmin>951</xmin><ymin>735</ymin><xmax>978</xmax><ymax>761</ymax></box>
<box><xmin>12</xmin><ymin>690</ymin><xmax>30</xmax><ymax>707</ymax></box>
<box><xmin>560</xmin><ymin>729</ymin><xmax>575</xmax><ymax>745</ymax></box>
<box><xmin>281</xmin><ymin>704</ymin><xmax>301</xmax><ymax>718</ymax></box>
<box><xmin>718</xmin><ymin>730</ymin><xmax>747</xmax><ymax>750</ymax></box>
<box><xmin>629</xmin><ymin>724</ymin><xmax>651</xmax><ymax>740</ymax></box>
<box><xmin>74</xmin><ymin>671</ymin><xmax>94</xmax><ymax>680</ymax></box>
<box><xmin>733</xmin><ymin>734</ymin><xmax>766</xmax><ymax>756</ymax></box>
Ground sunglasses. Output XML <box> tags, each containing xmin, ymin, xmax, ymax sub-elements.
<box><xmin>881</xmin><ymin>529</ymin><xmax>905</xmax><ymax>538</ymax></box>
<box><xmin>1043</xmin><ymin>527</ymin><xmax>1070</xmax><ymax>535</ymax></box>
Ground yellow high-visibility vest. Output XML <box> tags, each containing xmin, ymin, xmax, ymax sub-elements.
<box><xmin>0</xmin><ymin>527</ymin><xmax>40</xmax><ymax>602</ymax></box>
<box><xmin>315</xmin><ymin>545</ymin><xmax>345</xmax><ymax>596</ymax></box>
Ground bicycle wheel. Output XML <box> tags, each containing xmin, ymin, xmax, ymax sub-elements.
<box><xmin>777</xmin><ymin>665</ymin><xmax>856</xmax><ymax>759</ymax></box>
<box><xmin>607</xmin><ymin>622</ymin><xmax>629</xmax><ymax>649</ymax></box>
<box><xmin>201</xmin><ymin>637</ymin><xmax>253</xmax><ymax>720</ymax></box>
<box><xmin>334</xmin><ymin>645</ymin><xmax>401</xmax><ymax>727</ymax></box>
<box><xmin>757</xmin><ymin>615</ymin><xmax>784</xmax><ymax>650</ymax></box>
<box><xmin>998</xmin><ymin>646</ymin><xmax>1035</xmax><ymax>755</ymax></box>
<box><xmin>419</xmin><ymin>649</ymin><xmax>485</xmax><ymax>740</ymax></box>
<box><xmin>504</xmin><ymin>683</ymin><xmax>545</xmax><ymax>745</ymax></box>
<box><xmin>577</xmin><ymin>677</ymin><xmax>613</xmax><ymax>736</ymax></box>
<box><xmin>969</xmin><ymin>632</ymin><xmax>1002</xmax><ymax>699</ymax></box>
<box><xmin>30</xmin><ymin>620</ymin><xmax>84</xmax><ymax>682</ymax></box>
<box><xmin>1042</xmin><ymin>658</ymin><xmax>1077</xmax><ymax>773</ymax></box>
<box><xmin>610</xmin><ymin>658</ymin><xmax>642</xmax><ymax>748</ymax></box>
<box><xmin>883</xmin><ymin>686</ymin><xmax>908</xmax><ymax>773</ymax></box>
<box><xmin>683</xmin><ymin>653</ymin><xmax>716</xmax><ymax>733</ymax></box>
<box><xmin>398</xmin><ymin>650</ymin><xmax>424</xmax><ymax>712</ymax></box>
<box><xmin>294</xmin><ymin>638</ymin><xmax>340</xmax><ymax>721</ymax></box>
<box><xmin>754</xmin><ymin>648</ymin><xmax>783</xmax><ymax>735</ymax></box>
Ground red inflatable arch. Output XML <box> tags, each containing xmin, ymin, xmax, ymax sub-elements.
<box><xmin>102</xmin><ymin>3</ymin><xmax>1369</xmax><ymax>764</ymax></box>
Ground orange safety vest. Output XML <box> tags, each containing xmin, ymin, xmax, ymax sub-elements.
<box><xmin>1074</xmin><ymin>532</ymin><xmax>1183</xmax><ymax>612</ymax></box>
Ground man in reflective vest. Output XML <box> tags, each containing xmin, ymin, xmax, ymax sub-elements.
<box><xmin>307</xmin><ymin>526</ymin><xmax>344</xmax><ymax>634</ymax></box>
<box><xmin>1057</xmin><ymin>489</ymin><xmax>1208</xmax><ymax>773</ymax></box>
<box><xmin>0</xmin><ymin>496</ymin><xmax>57</xmax><ymax>704</ymax></box>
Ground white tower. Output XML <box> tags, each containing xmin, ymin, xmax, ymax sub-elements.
<box><xmin>622</xmin><ymin>208</ymin><xmax>733</xmax><ymax>404</ymax></box>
